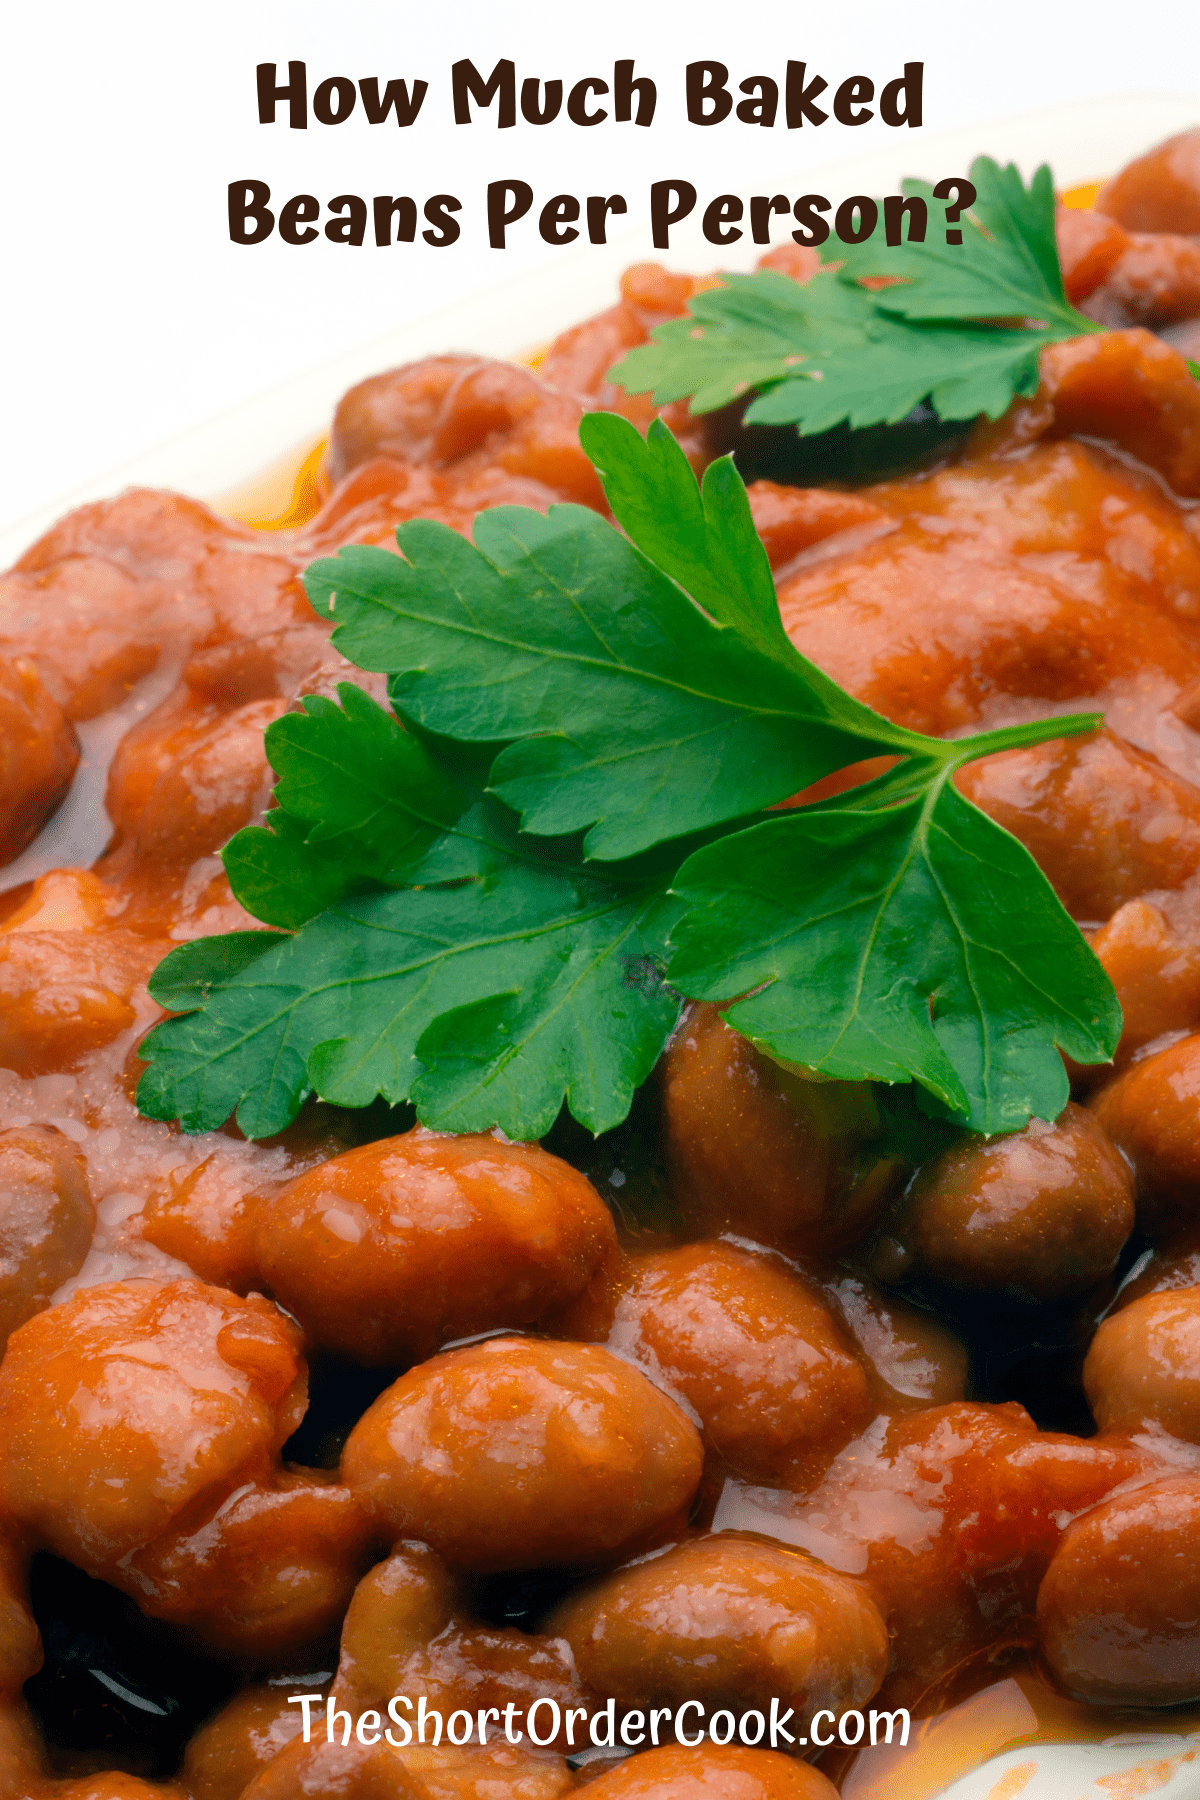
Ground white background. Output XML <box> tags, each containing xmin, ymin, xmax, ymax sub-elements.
<box><xmin>3</xmin><ymin>0</ymin><xmax>1199</xmax><ymax>542</ymax></box>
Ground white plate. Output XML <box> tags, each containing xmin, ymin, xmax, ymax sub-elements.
<box><xmin>941</xmin><ymin>1736</ymin><xmax>1200</xmax><ymax>1800</ymax></box>
<box><xmin>839</xmin><ymin>1684</ymin><xmax>1200</xmax><ymax>1800</ymax></box>
<box><xmin>1</xmin><ymin>91</ymin><xmax>1197</xmax><ymax>571</ymax></box>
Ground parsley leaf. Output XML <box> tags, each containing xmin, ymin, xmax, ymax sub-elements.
<box><xmin>737</xmin><ymin>314</ymin><xmax>1054</xmax><ymax>431</ymax></box>
<box><xmin>140</xmin><ymin>814</ymin><xmax>681</xmax><ymax>1142</ymax></box>
<box><xmin>576</xmin><ymin>409</ymin><xmax>791</xmax><ymax>659</ymax></box>
<box><xmin>136</xmin><ymin>414</ymin><xmax>1121</xmax><ymax>1144</ymax></box>
<box><xmin>222</xmin><ymin>684</ymin><xmax>533</xmax><ymax>928</ymax></box>
<box><xmin>302</xmin><ymin>420</ymin><xmax>932</xmax><ymax>863</ymax></box>
<box><xmin>609</xmin><ymin>156</ymin><xmax>1106</xmax><ymax>437</ymax></box>
<box><xmin>668</xmin><ymin>748</ymin><xmax>1121</xmax><ymax>1135</ymax></box>
<box><xmin>836</xmin><ymin>160</ymin><xmax>1089</xmax><ymax>330</ymax></box>
<box><xmin>144</xmin><ymin>931</ymin><xmax>284</xmax><ymax>1011</ymax></box>
<box><xmin>610</xmin><ymin>269</ymin><xmax>877</xmax><ymax>414</ymax></box>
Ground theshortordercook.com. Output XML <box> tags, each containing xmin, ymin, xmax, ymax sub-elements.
<box><xmin>287</xmin><ymin>1695</ymin><xmax>912</xmax><ymax>1751</ymax></box>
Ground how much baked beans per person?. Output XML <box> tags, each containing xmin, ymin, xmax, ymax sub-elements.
<box><xmin>4</xmin><ymin>129</ymin><xmax>1200</xmax><ymax>1798</ymax></box>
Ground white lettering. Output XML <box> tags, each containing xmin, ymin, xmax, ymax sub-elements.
<box><xmin>287</xmin><ymin>1695</ymin><xmax>322</xmax><ymax>1743</ymax></box>
<box><xmin>676</xmin><ymin>1700</ymin><xmax>705</xmax><ymax>1747</ymax></box>
<box><xmin>302</xmin><ymin>1693</ymin><xmax>895</xmax><ymax>1756</ymax></box>
<box><xmin>566</xmin><ymin>1706</ymin><xmax>588</xmax><ymax>1746</ymax></box>
<box><xmin>770</xmin><ymin>1698</ymin><xmax>796</xmax><ymax>1747</ymax></box>
<box><xmin>385</xmin><ymin>1696</ymin><xmax>413</xmax><ymax>1748</ymax></box>
<box><xmin>528</xmin><ymin>1698</ymin><xmax>561</xmax><ymax>1746</ymax></box>
<box><xmin>590</xmin><ymin>1698</ymin><xmax>616</xmax><ymax>1747</ymax></box>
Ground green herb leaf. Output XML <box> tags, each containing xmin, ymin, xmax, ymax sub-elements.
<box><xmin>303</xmin><ymin>418</ymin><xmax>927</xmax><ymax>863</ymax></box>
<box><xmin>609</xmin><ymin>270</ymin><xmax>1058</xmax><ymax>434</ymax></box>
<box><xmin>743</xmin><ymin>317</ymin><xmax>1053</xmax><ymax>430</ymax></box>
<box><xmin>145</xmin><ymin>931</ymin><xmax>284</xmax><ymax>1012</ymax></box>
<box><xmin>139</xmin><ymin>858</ymin><xmax>680</xmax><ymax>1143</ymax></box>
<box><xmin>836</xmin><ymin>159</ymin><xmax>1087</xmax><ymax>332</ymax></box>
<box><xmin>667</xmin><ymin>749</ymin><xmax>1121</xmax><ymax>1135</ymax></box>
<box><xmin>137</xmin><ymin>413</ymin><xmax>1122</xmax><ymax>1143</ymax></box>
<box><xmin>223</xmin><ymin>684</ymin><xmax>533</xmax><ymax>928</ymax></box>
<box><xmin>140</xmin><ymin>678</ymin><xmax>683</xmax><ymax>1141</ymax></box>
<box><xmin>577</xmin><ymin>410</ymin><xmax>789</xmax><ymax>659</ymax></box>
<box><xmin>609</xmin><ymin>155</ymin><xmax>1106</xmax><ymax>437</ymax></box>
<box><xmin>609</xmin><ymin>268</ymin><xmax>876</xmax><ymax>414</ymax></box>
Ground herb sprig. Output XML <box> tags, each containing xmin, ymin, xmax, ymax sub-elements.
<box><xmin>609</xmin><ymin>156</ymin><xmax>1114</xmax><ymax>433</ymax></box>
<box><xmin>136</xmin><ymin>415</ymin><xmax>1120</xmax><ymax>1145</ymax></box>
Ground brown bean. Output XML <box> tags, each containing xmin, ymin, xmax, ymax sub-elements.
<box><xmin>893</xmin><ymin>1104</ymin><xmax>1133</xmax><ymax>1302</ymax></box>
<box><xmin>1086</xmin><ymin>900</ymin><xmax>1200</xmax><ymax>1074</ymax></box>
<box><xmin>1082</xmin><ymin>231</ymin><xmax>1200</xmax><ymax>331</ymax></box>
<box><xmin>1026</xmin><ymin>330</ymin><xmax>1200</xmax><ymax>499</ymax></box>
<box><xmin>0</xmin><ymin>1279</ymin><xmax>306</xmax><ymax>1569</ymax></box>
<box><xmin>329</xmin><ymin>356</ymin><xmax>518</xmax><ymax>476</ymax></box>
<box><xmin>546</xmin><ymin>1535</ymin><xmax>888</xmax><ymax>1734</ymax></box>
<box><xmin>181</xmin><ymin>1684</ymin><xmax>319</xmax><ymax>1800</ymax></box>
<box><xmin>0</xmin><ymin>1125</ymin><xmax>94</xmax><ymax>1354</ymax></box>
<box><xmin>955</xmin><ymin>729</ymin><xmax>1200</xmax><ymax>923</ymax></box>
<box><xmin>745</xmin><ymin>482</ymin><xmax>891</xmax><ymax>574</ymax></box>
<box><xmin>333</xmin><ymin>1543</ymin><xmax>588</xmax><ymax>1753</ymax></box>
<box><xmin>1108</xmin><ymin>1219</ymin><xmax>1200</xmax><ymax>1311</ymax></box>
<box><xmin>581</xmin><ymin>1745</ymin><xmax>839</xmax><ymax>1799</ymax></box>
<box><xmin>825</xmin><ymin>1275</ymin><xmax>968</xmax><ymax>1408</ymax></box>
<box><xmin>254</xmin><ymin>1129</ymin><xmax>618</xmax><ymax>1365</ymax></box>
<box><xmin>1037</xmin><ymin>1476</ymin><xmax>1200</xmax><ymax>1704</ymax></box>
<box><xmin>1097</xmin><ymin>128</ymin><xmax>1200</xmax><ymax>234</ymax></box>
<box><xmin>1084</xmin><ymin>1287</ymin><xmax>1200</xmax><ymax>1441</ymax></box>
<box><xmin>340</xmin><ymin>1337</ymin><xmax>702</xmax><ymax>1572</ymax></box>
<box><xmin>337</xmin><ymin>1541</ymin><xmax>457</xmax><ymax>1699</ymax></box>
<box><xmin>3</xmin><ymin>488</ymin><xmax>308</xmax><ymax>724</ymax></box>
<box><xmin>117</xmin><ymin>1473</ymin><xmax>372</xmax><ymax>1660</ymax></box>
<box><xmin>1056</xmin><ymin>205</ymin><xmax>1129</xmax><ymax>305</ymax></box>
<box><xmin>593</xmin><ymin>1241</ymin><xmax>872</xmax><ymax>1480</ymax></box>
<box><xmin>763</xmin><ymin>1401</ymin><xmax>1147</xmax><ymax>1706</ymax></box>
<box><xmin>102</xmin><ymin>695</ymin><xmax>280</xmax><ymax>873</ymax></box>
<box><xmin>0</xmin><ymin>923</ymin><xmax>172</xmax><ymax>1078</ymax></box>
<box><xmin>1092</xmin><ymin>1033</ymin><xmax>1200</xmax><ymax>1235</ymax></box>
<box><xmin>778</xmin><ymin>430</ymin><xmax>1200</xmax><ymax>731</ymax></box>
<box><xmin>662</xmin><ymin>1004</ymin><xmax>900</xmax><ymax>1252</ymax></box>
<box><xmin>0</xmin><ymin>656</ymin><xmax>78</xmax><ymax>867</ymax></box>
<box><xmin>141</xmin><ymin>1110</ymin><xmax>346</xmax><ymax>1294</ymax></box>
<box><xmin>326</xmin><ymin>356</ymin><xmax>603</xmax><ymax>509</ymax></box>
